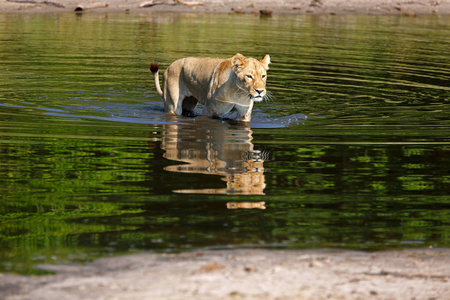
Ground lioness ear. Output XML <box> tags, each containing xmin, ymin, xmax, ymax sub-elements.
<box><xmin>261</xmin><ymin>54</ymin><xmax>271</xmax><ymax>70</ymax></box>
<box><xmin>232</xmin><ymin>53</ymin><xmax>246</xmax><ymax>71</ymax></box>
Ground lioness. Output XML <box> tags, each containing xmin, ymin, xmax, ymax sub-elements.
<box><xmin>150</xmin><ymin>53</ymin><xmax>270</xmax><ymax>122</ymax></box>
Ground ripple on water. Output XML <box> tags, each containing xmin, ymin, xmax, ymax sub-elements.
<box><xmin>0</xmin><ymin>13</ymin><xmax>449</xmax><ymax>274</ymax></box>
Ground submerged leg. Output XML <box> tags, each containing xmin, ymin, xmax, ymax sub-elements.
<box><xmin>181</xmin><ymin>96</ymin><xmax>199</xmax><ymax>117</ymax></box>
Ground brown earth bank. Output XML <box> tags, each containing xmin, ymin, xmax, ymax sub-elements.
<box><xmin>1</xmin><ymin>0</ymin><xmax>450</xmax><ymax>15</ymax></box>
<box><xmin>1</xmin><ymin>248</ymin><xmax>450</xmax><ymax>300</ymax></box>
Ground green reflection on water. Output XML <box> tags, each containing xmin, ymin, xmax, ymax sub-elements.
<box><xmin>0</xmin><ymin>13</ymin><xmax>449</xmax><ymax>274</ymax></box>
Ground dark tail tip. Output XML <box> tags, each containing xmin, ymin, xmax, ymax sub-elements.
<box><xmin>150</xmin><ymin>62</ymin><xmax>159</xmax><ymax>74</ymax></box>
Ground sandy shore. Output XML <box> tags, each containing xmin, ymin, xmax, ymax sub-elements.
<box><xmin>2</xmin><ymin>248</ymin><xmax>450</xmax><ymax>300</ymax></box>
<box><xmin>1</xmin><ymin>0</ymin><xmax>450</xmax><ymax>15</ymax></box>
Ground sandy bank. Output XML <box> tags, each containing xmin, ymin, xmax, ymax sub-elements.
<box><xmin>2</xmin><ymin>248</ymin><xmax>450</xmax><ymax>300</ymax></box>
<box><xmin>1</xmin><ymin>0</ymin><xmax>450</xmax><ymax>15</ymax></box>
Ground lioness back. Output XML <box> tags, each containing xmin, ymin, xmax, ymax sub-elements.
<box><xmin>167</xmin><ymin>57</ymin><xmax>225</xmax><ymax>104</ymax></box>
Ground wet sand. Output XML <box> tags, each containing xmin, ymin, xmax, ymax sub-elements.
<box><xmin>1</xmin><ymin>0</ymin><xmax>450</xmax><ymax>15</ymax></box>
<box><xmin>2</xmin><ymin>248</ymin><xmax>450</xmax><ymax>300</ymax></box>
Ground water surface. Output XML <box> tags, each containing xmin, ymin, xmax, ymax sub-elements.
<box><xmin>0</xmin><ymin>12</ymin><xmax>449</xmax><ymax>274</ymax></box>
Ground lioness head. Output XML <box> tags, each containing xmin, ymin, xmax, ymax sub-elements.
<box><xmin>232</xmin><ymin>53</ymin><xmax>270</xmax><ymax>102</ymax></box>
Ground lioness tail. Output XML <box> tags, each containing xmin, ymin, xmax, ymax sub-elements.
<box><xmin>150</xmin><ymin>62</ymin><xmax>163</xmax><ymax>98</ymax></box>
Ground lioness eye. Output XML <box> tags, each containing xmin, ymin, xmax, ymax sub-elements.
<box><xmin>262</xmin><ymin>74</ymin><xmax>267</xmax><ymax>79</ymax></box>
<box><xmin>246</xmin><ymin>75</ymin><xmax>253</xmax><ymax>80</ymax></box>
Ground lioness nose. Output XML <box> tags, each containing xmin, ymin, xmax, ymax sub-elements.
<box><xmin>255</xmin><ymin>89</ymin><xmax>264</xmax><ymax>95</ymax></box>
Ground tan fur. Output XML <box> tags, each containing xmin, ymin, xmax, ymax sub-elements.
<box><xmin>151</xmin><ymin>53</ymin><xmax>270</xmax><ymax>122</ymax></box>
<box><xmin>226</xmin><ymin>202</ymin><xmax>266</xmax><ymax>209</ymax></box>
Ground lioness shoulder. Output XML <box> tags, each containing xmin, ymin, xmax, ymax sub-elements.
<box><xmin>150</xmin><ymin>53</ymin><xmax>270</xmax><ymax>122</ymax></box>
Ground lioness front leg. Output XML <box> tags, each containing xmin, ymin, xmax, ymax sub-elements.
<box><xmin>202</xmin><ymin>101</ymin><xmax>235</xmax><ymax>120</ymax></box>
<box><xmin>233</xmin><ymin>102</ymin><xmax>254</xmax><ymax>123</ymax></box>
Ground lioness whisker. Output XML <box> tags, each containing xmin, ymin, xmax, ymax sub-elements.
<box><xmin>235</xmin><ymin>88</ymin><xmax>251</xmax><ymax>100</ymax></box>
<box><xmin>264</xmin><ymin>90</ymin><xmax>274</xmax><ymax>103</ymax></box>
<box><xmin>236</xmin><ymin>85</ymin><xmax>250</xmax><ymax>97</ymax></box>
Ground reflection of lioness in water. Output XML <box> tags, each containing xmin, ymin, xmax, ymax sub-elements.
<box><xmin>160</xmin><ymin>117</ymin><xmax>266</xmax><ymax>195</ymax></box>
<box><xmin>150</xmin><ymin>53</ymin><xmax>270</xmax><ymax>122</ymax></box>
